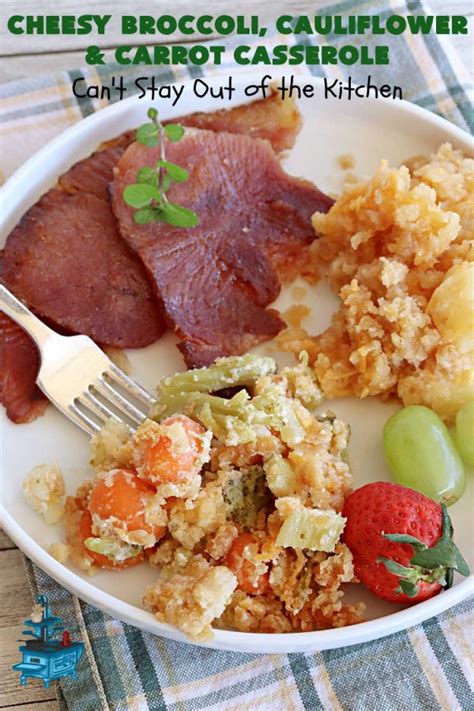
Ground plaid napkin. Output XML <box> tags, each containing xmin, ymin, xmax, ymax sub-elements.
<box><xmin>2</xmin><ymin>1</ymin><xmax>473</xmax><ymax>709</ymax></box>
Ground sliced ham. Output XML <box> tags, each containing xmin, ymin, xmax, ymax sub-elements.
<box><xmin>58</xmin><ymin>93</ymin><xmax>300</xmax><ymax>201</ymax></box>
<box><xmin>0</xmin><ymin>133</ymin><xmax>158</xmax><ymax>425</ymax></box>
<box><xmin>171</xmin><ymin>92</ymin><xmax>301</xmax><ymax>154</ymax></box>
<box><xmin>0</xmin><ymin>94</ymin><xmax>310</xmax><ymax>423</ymax></box>
<box><xmin>0</xmin><ymin>314</ymin><xmax>48</xmax><ymax>423</ymax></box>
<box><xmin>59</xmin><ymin>131</ymin><xmax>135</xmax><ymax>200</ymax></box>
<box><xmin>111</xmin><ymin>129</ymin><xmax>333</xmax><ymax>367</ymax></box>
<box><xmin>0</xmin><ymin>190</ymin><xmax>163</xmax><ymax>348</ymax></box>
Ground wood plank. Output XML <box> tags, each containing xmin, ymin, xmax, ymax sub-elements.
<box><xmin>0</xmin><ymin>528</ymin><xmax>16</xmax><ymax>551</ymax></box>
<box><xmin>4</xmin><ymin>702</ymin><xmax>58</xmax><ymax>710</ymax></box>
<box><xmin>0</xmin><ymin>549</ymin><xmax>36</xmax><ymax>629</ymax></box>
<box><xmin>0</xmin><ymin>549</ymin><xmax>57</xmax><ymax>707</ymax></box>
<box><xmin>5</xmin><ymin>702</ymin><xmax>59</xmax><ymax>710</ymax></box>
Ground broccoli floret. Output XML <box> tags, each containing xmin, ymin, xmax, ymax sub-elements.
<box><xmin>221</xmin><ymin>466</ymin><xmax>271</xmax><ymax>528</ymax></box>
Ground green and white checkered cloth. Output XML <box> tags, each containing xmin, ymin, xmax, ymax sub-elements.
<box><xmin>2</xmin><ymin>1</ymin><xmax>473</xmax><ymax>709</ymax></box>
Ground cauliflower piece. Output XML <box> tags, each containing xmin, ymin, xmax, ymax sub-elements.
<box><xmin>143</xmin><ymin>555</ymin><xmax>237</xmax><ymax>640</ymax></box>
<box><xmin>264</xmin><ymin>453</ymin><xmax>298</xmax><ymax>498</ymax></box>
<box><xmin>22</xmin><ymin>464</ymin><xmax>65</xmax><ymax>524</ymax></box>
<box><xmin>275</xmin><ymin>498</ymin><xmax>346</xmax><ymax>553</ymax></box>
<box><xmin>264</xmin><ymin>416</ymin><xmax>352</xmax><ymax>511</ymax></box>
<box><xmin>90</xmin><ymin>419</ymin><xmax>133</xmax><ymax>473</ymax></box>
<box><xmin>168</xmin><ymin>481</ymin><xmax>227</xmax><ymax>549</ymax></box>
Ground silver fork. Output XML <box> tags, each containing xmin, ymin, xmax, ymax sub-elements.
<box><xmin>0</xmin><ymin>285</ymin><xmax>155</xmax><ymax>436</ymax></box>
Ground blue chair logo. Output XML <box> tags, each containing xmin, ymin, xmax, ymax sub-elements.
<box><xmin>13</xmin><ymin>594</ymin><xmax>84</xmax><ymax>688</ymax></box>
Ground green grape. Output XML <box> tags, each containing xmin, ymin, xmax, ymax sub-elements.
<box><xmin>383</xmin><ymin>405</ymin><xmax>465</xmax><ymax>505</ymax></box>
<box><xmin>455</xmin><ymin>401</ymin><xmax>474</xmax><ymax>466</ymax></box>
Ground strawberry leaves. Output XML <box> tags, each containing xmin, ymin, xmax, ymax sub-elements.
<box><xmin>378</xmin><ymin>504</ymin><xmax>469</xmax><ymax>597</ymax></box>
<box><xmin>123</xmin><ymin>107</ymin><xmax>199</xmax><ymax>229</ymax></box>
<box><xmin>398</xmin><ymin>579</ymin><xmax>420</xmax><ymax>597</ymax></box>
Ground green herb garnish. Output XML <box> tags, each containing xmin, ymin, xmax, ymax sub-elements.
<box><xmin>123</xmin><ymin>107</ymin><xmax>199</xmax><ymax>228</ymax></box>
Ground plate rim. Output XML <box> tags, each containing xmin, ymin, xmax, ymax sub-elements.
<box><xmin>3</xmin><ymin>507</ymin><xmax>474</xmax><ymax>653</ymax></box>
<box><xmin>1</xmin><ymin>73</ymin><xmax>473</xmax><ymax>653</ymax></box>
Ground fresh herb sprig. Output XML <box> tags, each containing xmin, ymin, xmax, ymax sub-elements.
<box><xmin>123</xmin><ymin>108</ymin><xmax>199</xmax><ymax>228</ymax></box>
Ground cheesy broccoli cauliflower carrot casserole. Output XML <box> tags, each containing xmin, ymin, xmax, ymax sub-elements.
<box><xmin>38</xmin><ymin>354</ymin><xmax>364</xmax><ymax>640</ymax></box>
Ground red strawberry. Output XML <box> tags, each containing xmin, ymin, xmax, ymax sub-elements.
<box><xmin>342</xmin><ymin>482</ymin><xmax>469</xmax><ymax>603</ymax></box>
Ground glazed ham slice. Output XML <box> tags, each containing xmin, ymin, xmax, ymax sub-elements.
<box><xmin>0</xmin><ymin>94</ymin><xmax>306</xmax><ymax>423</ymax></box>
<box><xmin>0</xmin><ymin>134</ymin><xmax>162</xmax><ymax>424</ymax></box>
<box><xmin>0</xmin><ymin>314</ymin><xmax>48</xmax><ymax>424</ymax></box>
<box><xmin>58</xmin><ymin>131</ymin><xmax>135</xmax><ymax>200</ymax></box>
<box><xmin>0</xmin><ymin>190</ymin><xmax>163</xmax><ymax>348</ymax></box>
<box><xmin>58</xmin><ymin>92</ymin><xmax>300</xmax><ymax>201</ymax></box>
<box><xmin>111</xmin><ymin>129</ymin><xmax>333</xmax><ymax>367</ymax></box>
<box><xmin>172</xmin><ymin>92</ymin><xmax>301</xmax><ymax>154</ymax></box>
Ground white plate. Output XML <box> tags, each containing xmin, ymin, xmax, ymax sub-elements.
<box><xmin>1</xmin><ymin>74</ymin><xmax>473</xmax><ymax>654</ymax></box>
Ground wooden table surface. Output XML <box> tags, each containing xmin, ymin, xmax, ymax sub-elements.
<box><xmin>0</xmin><ymin>1</ymin><xmax>471</xmax><ymax>708</ymax></box>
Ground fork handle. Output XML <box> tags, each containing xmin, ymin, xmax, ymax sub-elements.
<box><xmin>0</xmin><ymin>284</ymin><xmax>55</xmax><ymax>348</ymax></box>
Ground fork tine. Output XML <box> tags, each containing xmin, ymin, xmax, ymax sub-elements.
<box><xmin>1</xmin><ymin>284</ymin><xmax>155</xmax><ymax>434</ymax></box>
<box><xmin>81</xmin><ymin>390</ymin><xmax>126</xmax><ymax>428</ymax></box>
<box><xmin>107</xmin><ymin>365</ymin><xmax>155</xmax><ymax>409</ymax></box>
<box><xmin>68</xmin><ymin>402</ymin><xmax>100</xmax><ymax>436</ymax></box>
<box><xmin>94</xmin><ymin>379</ymin><xmax>146</xmax><ymax>425</ymax></box>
